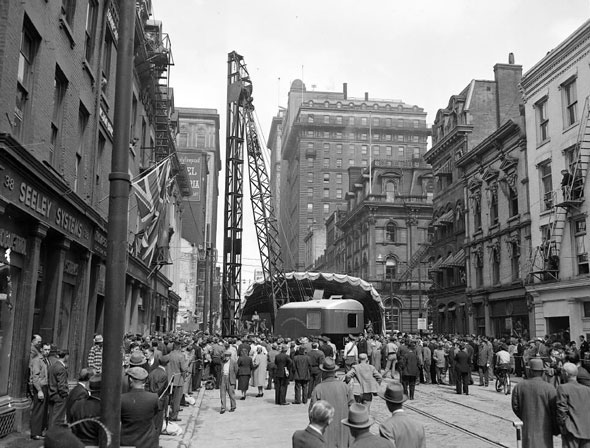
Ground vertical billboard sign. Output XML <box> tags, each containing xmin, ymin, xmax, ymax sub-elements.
<box><xmin>178</xmin><ymin>152</ymin><xmax>202</xmax><ymax>201</ymax></box>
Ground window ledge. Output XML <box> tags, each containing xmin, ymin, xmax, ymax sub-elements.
<box><xmin>536</xmin><ymin>138</ymin><xmax>551</xmax><ymax>150</ymax></box>
<box><xmin>507</xmin><ymin>214</ymin><xmax>520</xmax><ymax>223</ymax></box>
<box><xmin>82</xmin><ymin>60</ymin><xmax>96</xmax><ymax>86</ymax></box>
<box><xmin>489</xmin><ymin>223</ymin><xmax>500</xmax><ymax>232</ymax></box>
<box><xmin>59</xmin><ymin>17</ymin><xmax>76</xmax><ymax>49</ymax></box>
<box><xmin>562</xmin><ymin>121</ymin><xmax>579</xmax><ymax>134</ymax></box>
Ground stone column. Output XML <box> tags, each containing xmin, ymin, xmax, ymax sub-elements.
<box><xmin>483</xmin><ymin>296</ymin><xmax>491</xmax><ymax>336</ymax></box>
<box><xmin>10</xmin><ymin>222</ymin><xmax>48</xmax><ymax>399</ymax></box>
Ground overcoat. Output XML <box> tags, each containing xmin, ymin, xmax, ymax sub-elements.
<box><xmin>309</xmin><ymin>377</ymin><xmax>354</xmax><ymax>448</ymax></box>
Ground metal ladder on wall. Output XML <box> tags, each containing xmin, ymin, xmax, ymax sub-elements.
<box><xmin>397</xmin><ymin>242</ymin><xmax>431</xmax><ymax>284</ymax></box>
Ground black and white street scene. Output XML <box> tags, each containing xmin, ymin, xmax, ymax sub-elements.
<box><xmin>1</xmin><ymin>1</ymin><xmax>590</xmax><ymax>447</ymax></box>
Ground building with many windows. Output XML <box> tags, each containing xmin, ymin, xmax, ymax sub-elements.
<box><xmin>175</xmin><ymin>107</ymin><xmax>221</xmax><ymax>332</ymax></box>
<box><xmin>425</xmin><ymin>56</ymin><xmax>523</xmax><ymax>335</ymax></box>
<box><xmin>0</xmin><ymin>1</ymin><xmax>190</xmax><ymax>434</ymax></box>
<box><xmin>276</xmin><ymin>81</ymin><xmax>430</xmax><ymax>273</ymax></box>
<box><xmin>521</xmin><ymin>20</ymin><xmax>590</xmax><ymax>341</ymax></box>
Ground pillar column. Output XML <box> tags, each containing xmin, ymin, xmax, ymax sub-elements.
<box><xmin>10</xmin><ymin>222</ymin><xmax>48</xmax><ymax>398</ymax></box>
<box><xmin>483</xmin><ymin>296</ymin><xmax>491</xmax><ymax>336</ymax></box>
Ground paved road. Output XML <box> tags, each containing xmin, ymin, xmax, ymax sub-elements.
<box><xmin>0</xmin><ymin>373</ymin><xmax>564</xmax><ymax>447</ymax></box>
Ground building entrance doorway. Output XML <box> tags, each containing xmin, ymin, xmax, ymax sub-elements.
<box><xmin>546</xmin><ymin>316</ymin><xmax>570</xmax><ymax>336</ymax></box>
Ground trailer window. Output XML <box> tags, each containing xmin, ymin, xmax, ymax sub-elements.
<box><xmin>307</xmin><ymin>311</ymin><xmax>321</xmax><ymax>329</ymax></box>
<box><xmin>347</xmin><ymin>313</ymin><xmax>357</xmax><ymax>328</ymax></box>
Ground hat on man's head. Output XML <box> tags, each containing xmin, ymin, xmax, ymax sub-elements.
<box><xmin>529</xmin><ymin>358</ymin><xmax>544</xmax><ymax>371</ymax></box>
<box><xmin>158</xmin><ymin>355</ymin><xmax>170</xmax><ymax>366</ymax></box>
<box><xmin>358</xmin><ymin>353</ymin><xmax>368</xmax><ymax>361</ymax></box>
<box><xmin>320</xmin><ymin>357</ymin><xmax>337</xmax><ymax>372</ymax></box>
<box><xmin>281</xmin><ymin>344</ymin><xmax>289</xmax><ymax>352</ymax></box>
<box><xmin>125</xmin><ymin>367</ymin><xmax>148</xmax><ymax>381</ymax></box>
<box><xmin>341</xmin><ymin>403</ymin><xmax>374</xmax><ymax>429</ymax></box>
<box><xmin>128</xmin><ymin>352</ymin><xmax>146</xmax><ymax>366</ymax></box>
<box><xmin>378</xmin><ymin>382</ymin><xmax>408</xmax><ymax>404</ymax></box>
<box><xmin>94</xmin><ymin>334</ymin><xmax>103</xmax><ymax>343</ymax></box>
<box><xmin>223</xmin><ymin>350</ymin><xmax>232</xmax><ymax>356</ymax></box>
<box><xmin>89</xmin><ymin>375</ymin><xmax>102</xmax><ymax>391</ymax></box>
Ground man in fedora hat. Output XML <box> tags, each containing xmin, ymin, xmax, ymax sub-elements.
<box><xmin>87</xmin><ymin>334</ymin><xmax>103</xmax><ymax>374</ymax></box>
<box><xmin>511</xmin><ymin>357</ymin><xmax>558</xmax><ymax>448</ymax></box>
<box><xmin>70</xmin><ymin>375</ymin><xmax>102</xmax><ymax>445</ymax></box>
<box><xmin>121</xmin><ymin>367</ymin><xmax>159</xmax><ymax>448</ymax></box>
<box><xmin>167</xmin><ymin>340</ymin><xmax>189</xmax><ymax>421</ymax></box>
<box><xmin>292</xmin><ymin>400</ymin><xmax>334</xmax><ymax>448</ymax></box>
<box><xmin>342</xmin><ymin>403</ymin><xmax>391</xmax><ymax>448</ymax></box>
<box><xmin>378</xmin><ymin>382</ymin><xmax>426</xmax><ymax>448</ymax></box>
<box><xmin>310</xmin><ymin>357</ymin><xmax>354</xmax><ymax>448</ymax></box>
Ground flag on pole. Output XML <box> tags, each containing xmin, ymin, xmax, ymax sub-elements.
<box><xmin>132</xmin><ymin>157</ymin><xmax>172</xmax><ymax>266</ymax></box>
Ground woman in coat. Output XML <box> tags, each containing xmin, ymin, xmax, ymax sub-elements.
<box><xmin>400</xmin><ymin>342</ymin><xmax>420</xmax><ymax>400</ymax></box>
<box><xmin>252</xmin><ymin>346</ymin><xmax>268</xmax><ymax>397</ymax></box>
<box><xmin>237</xmin><ymin>349</ymin><xmax>253</xmax><ymax>400</ymax></box>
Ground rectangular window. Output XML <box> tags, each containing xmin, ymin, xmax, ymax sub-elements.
<box><xmin>562</xmin><ymin>78</ymin><xmax>577</xmax><ymax>127</ymax></box>
<box><xmin>412</xmin><ymin>135</ymin><xmax>419</xmax><ymax>142</ymax></box>
<box><xmin>336</xmin><ymin>188</ymin><xmax>342</xmax><ymax>199</ymax></box>
<box><xmin>102</xmin><ymin>31</ymin><xmax>113</xmax><ymax>92</ymax></box>
<box><xmin>348</xmin><ymin>132</ymin><xmax>355</xmax><ymax>140</ymax></box>
<box><xmin>323</xmin><ymin>203</ymin><xmax>330</xmax><ymax>214</ymax></box>
<box><xmin>336</xmin><ymin>116</ymin><xmax>343</xmax><ymax>124</ymax></box>
<box><xmin>385</xmin><ymin>134</ymin><xmax>392</xmax><ymax>141</ymax></box>
<box><xmin>372</xmin><ymin>133</ymin><xmax>380</xmax><ymax>141</ymax></box>
<box><xmin>324</xmin><ymin>131</ymin><xmax>330</xmax><ymax>138</ymax></box>
<box><xmin>323</xmin><ymin>188</ymin><xmax>329</xmax><ymax>198</ymax></box>
<box><xmin>536</xmin><ymin>97</ymin><xmax>549</xmax><ymax>143</ymax></box>
<box><xmin>336</xmin><ymin>158</ymin><xmax>342</xmax><ymax>168</ymax></box>
<box><xmin>492</xmin><ymin>250</ymin><xmax>500</xmax><ymax>284</ymax></box>
<box><xmin>361</xmin><ymin>145</ymin><xmax>368</xmax><ymax>155</ymax></box>
<box><xmin>62</xmin><ymin>0</ymin><xmax>76</xmax><ymax>25</ymax></box>
<box><xmin>386</xmin><ymin>146</ymin><xmax>392</xmax><ymax>156</ymax></box>
<box><xmin>307</xmin><ymin>311</ymin><xmax>321</xmax><ymax>329</ymax></box>
<box><xmin>361</xmin><ymin>133</ymin><xmax>367</xmax><ymax>140</ymax></box>
<box><xmin>307</xmin><ymin>187</ymin><xmax>313</xmax><ymax>197</ymax></box>
<box><xmin>373</xmin><ymin>146</ymin><xmax>380</xmax><ymax>157</ymax></box>
<box><xmin>349</xmin><ymin>144</ymin><xmax>355</xmax><ymax>155</ymax></box>
<box><xmin>540</xmin><ymin>161</ymin><xmax>553</xmax><ymax>211</ymax></box>
<box><xmin>413</xmin><ymin>147</ymin><xmax>420</xmax><ymax>158</ymax></box>
<box><xmin>336</xmin><ymin>144</ymin><xmax>342</xmax><ymax>154</ymax></box>
<box><xmin>509</xmin><ymin>186</ymin><xmax>519</xmax><ymax>217</ymax></box>
<box><xmin>307</xmin><ymin>157</ymin><xmax>314</xmax><ymax>167</ymax></box>
<box><xmin>15</xmin><ymin>17</ymin><xmax>40</xmax><ymax>139</ymax></box>
<box><xmin>347</xmin><ymin>313</ymin><xmax>358</xmax><ymax>328</ymax></box>
<box><xmin>307</xmin><ymin>203</ymin><xmax>313</xmax><ymax>212</ymax></box>
<box><xmin>511</xmin><ymin>242</ymin><xmax>520</xmax><ymax>281</ymax></box>
<box><xmin>50</xmin><ymin>66</ymin><xmax>68</xmax><ymax>166</ymax></box>
<box><xmin>372</xmin><ymin>117</ymin><xmax>379</xmax><ymax>126</ymax></box>
<box><xmin>361</xmin><ymin>117</ymin><xmax>368</xmax><ymax>125</ymax></box>
<box><xmin>324</xmin><ymin>115</ymin><xmax>330</xmax><ymax>124</ymax></box>
<box><xmin>307</xmin><ymin>130</ymin><xmax>314</xmax><ymax>137</ymax></box>
<box><xmin>398</xmin><ymin>119</ymin><xmax>404</xmax><ymax>128</ymax></box>
<box><xmin>349</xmin><ymin>117</ymin><xmax>355</xmax><ymax>126</ymax></box>
<box><xmin>307</xmin><ymin>142</ymin><xmax>314</xmax><ymax>150</ymax></box>
<box><xmin>385</xmin><ymin>118</ymin><xmax>392</xmax><ymax>126</ymax></box>
<box><xmin>84</xmin><ymin>0</ymin><xmax>98</xmax><ymax>62</ymax></box>
<box><xmin>361</xmin><ymin>159</ymin><xmax>368</xmax><ymax>166</ymax></box>
<box><xmin>575</xmin><ymin>219</ymin><xmax>589</xmax><ymax>274</ymax></box>
<box><xmin>336</xmin><ymin>132</ymin><xmax>342</xmax><ymax>139</ymax></box>
<box><xmin>398</xmin><ymin>147</ymin><xmax>404</xmax><ymax>157</ymax></box>
<box><xmin>490</xmin><ymin>190</ymin><xmax>499</xmax><ymax>225</ymax></box>
<box><xmin>323</xmin><ymin>158</ymin><xmax>330</xmax><ymax>169</ymax></box>
<box><xmin>349</xmin><ymin>159</ymin><xmax>354</xmax><ymax>166</ymax></box>
<box><xmin>76</xmin><ymin>104</ymin><xmax>89</xmax><ymax>192</ymax></box>
<box><xmin>397</xmin><ymin>135</ymin><xmax>404</xmax><ymax>141</ymax></box>
<box><xmin>307</xmin><ymin>115</ymin><xmax>314</xmax><ymax>123</ymax></box>
<box><xmin>476</xmin><ymin>265</ymin><xmax>483</xmax><ymax>288</ymax></box>
<box><xmin>336</xmin><ymin>173</ymin><xmax>342</xmax><ymax>184</ymax></box>
<box><xmin>307</xmin><ymin>172</ymin><xmax>313</xmax><ymax>183</ymax></box>
<box><xmin>323</xmin><ymin>173</ymin><xmax>330</xmax><ymax>183</ymax></box>
<box><xmin>96</xmin><ymin>133</ymin><xmax>105</xmax><ymax>185</ymax></box>
<box><xmin>323</xmin><ymin>143</ymin><xmax>330</xmax><ymax>152</ymax></box>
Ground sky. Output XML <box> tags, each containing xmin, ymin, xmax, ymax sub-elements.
<box><xmin>151</xmin><ymin>0</ymin><xmax>590</xmax><ymax>281</ymax></box>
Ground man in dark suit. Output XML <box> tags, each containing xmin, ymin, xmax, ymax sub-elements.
<box><xmin>166</xmin><ymin>340</ymin><xmax>188</xmax><ymax>421</ymax></box>
<box><xmin>307</xmin><ymin>342</ymin><xmax>325</xmax><ymax>400</ymax></box>
<box><xmin>47</xmin><ymin>349</ymin><xmax>69</xmax><ymax>428</ymax></box>
<box><xmin>293</xmin><ymin>347</ymin><xmax>311</xmax><ymax>404</ymax></box>
<box><xmin>70</xmin><ymin>375</ymin><xmax>102</xmax><ymax>445</ymax></box>
<box><xmin>319</xmin><ymin>336</ymin><xmax>334</xmax><ymax>358</ymax></box>
<box><xmin>219</xmin><ymin>350</ymin><xmax>238</xmax><ymax>414</ymax></box>
<box><xmin>121</xmin><ymin>367</ymin><xmax>159</xmax><ymax>448</ymax></box>
<box><xmin>454</xmin><ymin>343</ymin><xmax>471</xmax><ymax>395</ymax></box>
<box><xmin>148</xmin><ymin>355</ymin><xmax>170</xmax><ymax>434</ymax></box>
<box><xmin>378</xmin><ymin>382</ymin><xmax>426</xmax><ymax>448</ymax></box>
<box><xmin>342</xmin><ymin>403</ymin><xmax>391</xmax><ymax>448</ymax></box>
<box><xmin>556</xmin><ymin>362</ymin><xmax>590</xmax><ymax>446</ymax></box>
<box><xmin>65</xmin><ymin>368</ymin><xmax>92</xmax><ymax>423</ymax></box>
<box><xmin>274</xmin><ymin>344</ymin><xmax>293</xmax><ymax>405</ymax></box>
<box><xmin>292</xmin><ymin>400</ymin><xmax>334</xmax><ymax>448</ymax></box>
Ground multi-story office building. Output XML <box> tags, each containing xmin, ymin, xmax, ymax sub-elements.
<box><xmin>319</xmin><ymin>159</ymin><xmax>433</xmax><ymax>332</ymax></box>
<box><xmin>0</xmin><ymin>1</ymin><xmax>189</xmax><ymax>433</ymax></box>
<box><xmin>521</xmin><ymin>20</ymin><xmax>590</xmax><ymax>340</ymax></box>
<box><xmin>277</xmin><ymin>80</ymin><xmax>430</xmax><ymax>273</ymax></box>
<box><xmin>175</xmin><ymin>107</ymin><xmax>221</xmax><ymax>331</ymax></box>
<box><xmin>425</xmin><ymin>57</ymin><xmax>523</xmax><ymax>335</ymax></box>
<box><xmin>268</xmin><ymin>108</ymin><xmax>286</xmax><ymax>223</ymax></box>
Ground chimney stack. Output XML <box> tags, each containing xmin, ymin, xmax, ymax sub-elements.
<box><xmin>364</xmin><ymin>92</ymin><xmax>369</xmax><ymax>101</ymax></box>
<box><xmin>343</xmin><ymin>83</ymin><xmax>348</xmax><ymax>100</ymax></box>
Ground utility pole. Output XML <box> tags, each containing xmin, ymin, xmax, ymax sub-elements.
<box><xmin>101</xmin><ymin>1</ymin><xmax>134</xmax><ymax>446</ymax></box>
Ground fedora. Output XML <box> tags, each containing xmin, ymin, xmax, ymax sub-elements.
<box><xmin>341</xmin><ymin>403</ymin><xmax>374</xmax><ymax>429</ymax></box>
<box><xmin>528</xmin><ymin>358</ymin><xmax>544</xmax><ymax>371</ymax></box>
<box><xmin>378</xmin><ymin>382</ymin><xmax>408</xmax><ymax>403</ymax></box>
<box><xmin>319</xmin><ymin>357</ymin><xmax>337</xmax><ymax>372</ymax></box>
<box><xmin>128</xmin><ymin>352</ymin><xmax>146</xmax><ymax>366</ymax></box>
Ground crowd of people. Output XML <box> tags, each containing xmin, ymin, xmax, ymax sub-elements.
<box><xmin>26</xmin><ymin>327</ymin><xmax>590</xmax><ymax>447</ymax></box>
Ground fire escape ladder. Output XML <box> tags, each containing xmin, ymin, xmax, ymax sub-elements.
<box><xmin>396</xmin><ymin>243</ymin><xmax>431</xmax><ymax>283</ymax></box>
<box><xmin>562</xmin><ymin>96</ymin><xmax>590</xmax><ymax>206</ymax></box>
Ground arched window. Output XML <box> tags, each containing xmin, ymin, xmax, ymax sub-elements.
<box><xmin>385</xmin><ymin>181</ymin><xmax>395</xmax><ymax>202</ymax></box>
<box><xmin>386</xmin><ymin>222</ymin><xmax>396</xmax><ymax>242</ymax></box>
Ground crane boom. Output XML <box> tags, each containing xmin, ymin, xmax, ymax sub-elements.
<box><xmin>222</xmin><ymin>51</ymin><xmax>289</xmax><ymax>335</ymax></box>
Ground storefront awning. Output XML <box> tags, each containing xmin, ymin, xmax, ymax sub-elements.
<box><xmin>433</xmin><ymin>210</ymin><xmax>454</xmax><ymax>227</ymax></box>
<box><xmin>438</xmin><ymin>304</ymin><xmax>447</xmax><ymax>313</ymax></box>
<box><xmin>439</xmin><ymin>253</ymin><xmax>456</xmax><ymax>269</ymax></box>
<box><xmin>447</xmin><ymin>303</ymin><xmax>457</xmax><ymax>312</ymax></box>
<box><xmin>429</xmin><ymin>256</ymin><xmax>444</xmax><ymax>271</ymax></box>
<box><xmin>447</xmin><ymin>248</ymin><xmax>466</xmax><ymax>268</ymax></box>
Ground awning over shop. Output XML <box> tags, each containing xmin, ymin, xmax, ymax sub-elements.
<box><xmin>433</xmin><ymin>210</ymin><xmax>454</xmax><ymax>227</ymax></box>
<box><xmin>429</xmin><ymin>256</ymin><xmax>444</xmax><ymax>271</ymax></box>
<box><xmin>447</xmin><ymin>303</ymin><xmax>457</xmax><ymax>312</ymax></box>
<box><xmin>447</xmin><ymin>248</ymin><xmax>466</xmax><ymax>267</ymax></box>
<box><xmin>438</xmin><ymin>304</ymin><xmax>447</xmax><ymax>313</ymax></box>
<box><xmin>439</xmin><ymin>253</ymin><xmax>455</xmax><ymax>269</ymax></box>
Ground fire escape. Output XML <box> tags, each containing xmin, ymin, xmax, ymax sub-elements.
<box><xmin>525</xmin><ymin>97</ymin><xmax>590</xmax><ymax>283</ymax></box>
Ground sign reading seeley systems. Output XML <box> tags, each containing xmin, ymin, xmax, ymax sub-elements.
<box><xmin>178</xmin><ymin>152</ymin><xmax>202</xmax><ymax>201</ymax></box>
<box><xmin>1</xmin><ymin>164</ymin><xmax>91</xmax><ymax>247</ymax></box>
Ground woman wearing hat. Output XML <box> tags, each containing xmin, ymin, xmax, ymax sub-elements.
<box><xmin>237</xmin><ymin>348</ymin><xmax>253</xmax><ymax>400</ymax></box>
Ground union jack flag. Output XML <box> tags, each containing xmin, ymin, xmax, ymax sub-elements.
<box><xmin>132</xmin><ymin>157</ymin><xmax>172</xmax><ymax>266</ymax></box>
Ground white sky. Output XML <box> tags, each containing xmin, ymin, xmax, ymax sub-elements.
<box><xmin>151</xmin><ymin>0</ymin><xmax>590</xmax><ymax>280</ymax></box>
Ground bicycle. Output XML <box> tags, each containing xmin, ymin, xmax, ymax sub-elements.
<box><xmin>495</xmin><ymin>367</ymin><xmax>511</xmax><ymax>395</ymax></box>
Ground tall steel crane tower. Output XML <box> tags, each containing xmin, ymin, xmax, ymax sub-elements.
<box><xmin>222</xmin><ymin>51</ymin><xmax>289</xmax><ymax>335</ymax></box>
